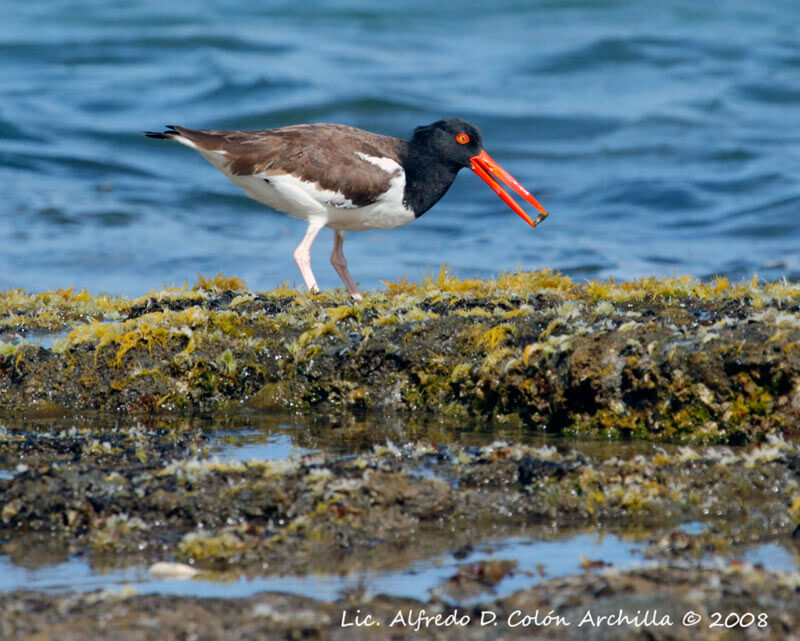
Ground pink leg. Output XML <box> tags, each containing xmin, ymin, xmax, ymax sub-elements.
<box><xmin>330</xmin><ymin>230</ymin><xmax>362</xmax><ymax>301</ymax></box>
<box><xmin>293</xmin><ymin>219</ymin><xmax>325</xmax><ymax>293</ymax></box>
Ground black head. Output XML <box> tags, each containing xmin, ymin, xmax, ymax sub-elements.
<box><xmin>410</xmin><ymin>118</ymin><xmax>484</xmax><ymax>169</ymax></box>
<box><xmin>406</xmin><ymin>117</ymin><xmax>550</xmax><ymax>227</ymax></box>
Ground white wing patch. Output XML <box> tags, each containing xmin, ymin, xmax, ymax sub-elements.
<box><xmin>354</xmin><ymin>152</ymin><xmax>401</xmax><ymax>174</ymax></box>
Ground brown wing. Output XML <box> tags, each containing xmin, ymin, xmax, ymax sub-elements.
<box><xmin>170</xmin><ymin>124</ymin><xmax>407</xmax><ymax>208</ymax></box>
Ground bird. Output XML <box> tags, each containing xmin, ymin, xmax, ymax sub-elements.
<box><xmin>145</xmin><ymin>118</ymin><xmax>548</xmax><ymax>300</ymax></box>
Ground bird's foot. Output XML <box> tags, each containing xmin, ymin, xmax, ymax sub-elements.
<box><xmin>350</xmin><ymin>291</ymin><xmax>363</xmax><ymax>302</ymax></box>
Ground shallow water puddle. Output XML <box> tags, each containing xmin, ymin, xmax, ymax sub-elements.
<box><xmin>210</xmin><ymin>429</ymin><xmax>315</xmax><ymax>462</ymax></box>
<box><xmin>0</xmin><ymin>328</ymin><xmax>72</xmax><ymax>351</ymax></box>
<box><xmin>0</xmin><ymin>534</ymin><xmax>795</xmax><ymax>603</ymax></box>
<box><xmin>0</xmin><ymin>533</ymin><xmax>645</xmax><ymax>601</ymax></box>
<box><xmin>740</xmin><ymin>542</ymin><xmax>797</xmax><ymax>570</ymax></box>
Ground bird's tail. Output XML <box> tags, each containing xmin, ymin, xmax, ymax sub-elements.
<box><xmin>144</xmin><ymin>125</ymin><xmax>180</xmax><ymax>140</ymax></box>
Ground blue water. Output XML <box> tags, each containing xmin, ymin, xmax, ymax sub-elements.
<box><xmin>1</xmin><ymin>1</ymin><xmax>798</xmax><ymax>296</ymax></box>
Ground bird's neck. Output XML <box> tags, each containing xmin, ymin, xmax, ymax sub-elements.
<box><xmin>401</xmin><ymin>143</ymin><xmax>462</xmax><ymax>217</ymax></box>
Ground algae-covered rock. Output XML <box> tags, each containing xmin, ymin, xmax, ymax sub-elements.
<box><xmin>2</xmin><ymin>271</ymin><xmax>800</xmax><ymax>443</ymax></box>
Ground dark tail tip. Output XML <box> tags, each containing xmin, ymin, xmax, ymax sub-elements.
<box><xmin>144</xmin><ymin>125</ymin><xmax>179</xmax><ymax>139</ymax></box>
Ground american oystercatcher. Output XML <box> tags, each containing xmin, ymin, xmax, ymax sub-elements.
<box><xmin>145</xmin><ymin>118</ymin><xmax>548</xmax><ymax>300</ymax></box>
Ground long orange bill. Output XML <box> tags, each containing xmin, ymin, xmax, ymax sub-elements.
<box><xmin>469</xmin><ymin>150</ymin><xmax>548</xmax><ymax>228</ymax></box>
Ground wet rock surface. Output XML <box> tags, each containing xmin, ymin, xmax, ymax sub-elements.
<box><xmin>1</xmin><ymin>413</ymin><xmax>799</xmax><ymax>639</ymax></box>
<box><xmin>3</xmin><ymin>424</ymin><xmax>799</xmax><ymax>575</ymax></box>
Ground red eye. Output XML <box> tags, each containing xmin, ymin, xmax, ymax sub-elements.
<box><xmin>456</xmin><ymin>133</ymin><xmax>470</xmax><ymax>144</ymax></box>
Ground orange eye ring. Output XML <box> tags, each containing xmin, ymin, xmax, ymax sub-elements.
<box><xmin>455</xmin><ymin>133</ymin><xmax>470</xmax><ymax>144</ymax></box>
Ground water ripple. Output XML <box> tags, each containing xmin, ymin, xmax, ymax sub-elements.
<box><xmin>537</xmin><ymin>36</ymin><xmax>700</xmax><ymax>74</ymax></box>
<box><xmin>0</xmin><ymin>0</ymin><xmax>798</xmax><ymax>295</ymax></box>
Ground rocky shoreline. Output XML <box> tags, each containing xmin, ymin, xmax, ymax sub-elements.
<box><xmin>2</xmin><ymin>272</ymin><xmax>800</xmax><ymax>640</ymax></box>
<box><xmin>2</xmin><ymin>271</ymin><xmax>800</xmax><ymax>442</ymax></box>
